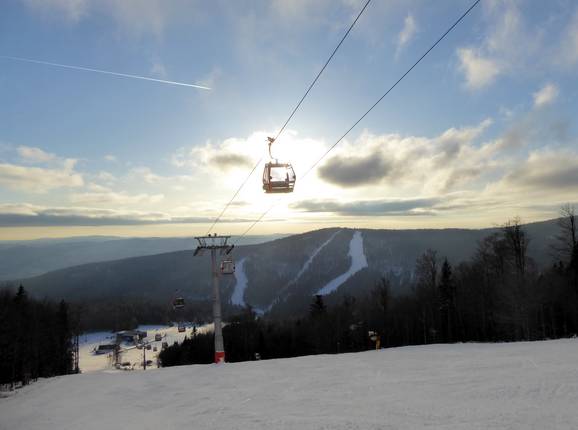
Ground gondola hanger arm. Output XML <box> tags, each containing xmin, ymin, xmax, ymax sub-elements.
<box><xmin>267</xmin><ymin>136</ymin><xmax>275</xmax><ymax>159</ymax></box>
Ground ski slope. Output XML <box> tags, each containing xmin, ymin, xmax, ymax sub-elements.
<box><xmin>317</xmin><ymin>231</ymin><xmax>368</xmax><ymax>295</ymax></box>
<box><xmin>2</xmin><ymin>339</ymin><xmax>578</xmax><ymax>429</ymax></box>
<box><xmin>256</xmin><ymin>230</ymin><xmax>342</xmax><ymax>314</ymax></box>
<box><xmin>291</xmin><ymin>230</ymin><xmax>341</xmax><ymax>285</ymax></box>
<box><xmin>231</xmin><ymin>258</ymin><xmax>248</xmax><ymax>307</ymax></box>
<box><xmin>78</xmin><ymin>324</ymin><xmax>212</xmax><ymax>373</ymax></box>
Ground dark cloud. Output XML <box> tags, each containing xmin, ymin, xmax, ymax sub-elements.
<box><xmin>318</xmin><ymin>152</ymin><xmax>391</xmax><ymax>187</ymax></box>
<box><xmin>442</xmin><ymin>167</ymin><xmax>485</xmax><ymax>191</ymax></box>
<box><xmin>0</xmin><ymin>213</ymin><xmax>250</xmax><ymax>227</ymax></box>
<box><xmin>506</xmin><ymin>163</ymin><xmax>578</xmax><ymax>190</ymax></box>
<box><xmin>291</xmin><ymin>198</ymin><xmax>441</xmax><ymax>216</ymax></box>
<box><xmin>498</xmin><ymin>149</ymin><xmax>578</xmax><ymax>193</ymax></box>
<box><xmin>209</xmin><ymin>153</ymin><xmax>253</xmax><ymax>170</ymax></box>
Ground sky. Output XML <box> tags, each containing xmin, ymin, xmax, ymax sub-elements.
<box><xmin>1</xmin><ymin>0</ymin><xmax>577</xmax><ymax>240</ymax></box>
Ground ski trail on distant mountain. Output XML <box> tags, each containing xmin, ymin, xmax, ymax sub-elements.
<box><xmin>291</xmin><ymin>230</ymin><xmax>342</xmax><ymax>285</ymax></box>
<box><xmin>316</xmin><ymin>231</ymin><xmax>368</xmax><ymax>295</ymax></box>
<box><xmin>231</xmin><ymin>258</ymin><xmax>248</xmax><ymax>307</ymax></box>
<box><xmin>253</xmin><ymin>230</ymin><xmax>342</xmax><ymax>314</ymax></box>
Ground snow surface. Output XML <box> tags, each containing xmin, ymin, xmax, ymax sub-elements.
<box><xmin>231</xmin><ymin>258</ymin><xmax>248</xmax><ymax>307</ymax></box>
<box><xmin>2</xmin><ymin>339</ymin><xmax>578</xmax><ymax>429</ymax></box>
<box><xmin>78</xmin><ymin>324</ymin><xmax>213</xmax><ymax>373</ymax></box>
<box><xmin>316</xmin><ymin>230</ymin><xmax>368</xmax><ymax>295</ymax></box>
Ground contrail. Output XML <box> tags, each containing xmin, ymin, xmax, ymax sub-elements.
<box><xmin>0</xmin><ymin>55</ymin><xmax>211</xmax><ymax>90</ymax></box>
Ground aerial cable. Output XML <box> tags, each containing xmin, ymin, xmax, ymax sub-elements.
<box><xmin>206</xmin><ymin>0</ymin><xmax>373</xmax><ymax>235</ymax></box>
<box><xmin>270</xmin><ymin>0</ymin><xmax>372</xmax><ymax>143</ymax></box>
<box><xmin>232</xmin><ymin>0</ymin><xmax>482</xmax><ymax>243</ymax></box>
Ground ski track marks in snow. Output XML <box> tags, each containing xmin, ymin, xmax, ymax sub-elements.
<box><xmin>231</xmin><ymin>258</ymin><xmax>248</xmax><ymax>307</ymax></box>
<box><xmin>316</xmin><ymin>230</ymin><xmax>368</xmax><ymax>296</ymax></box>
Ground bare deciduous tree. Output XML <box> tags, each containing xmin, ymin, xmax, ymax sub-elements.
<box><xmin>553</xmin><ymin>204</ymin><xmax>577</xmax><ymax>263</ymax></box>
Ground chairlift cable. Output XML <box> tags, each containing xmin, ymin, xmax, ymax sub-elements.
<box><xmin>231</xmin><ymin>0</ymin><xmax>482</xmax><ymax>244</ymax></box>
<box><xmin>206</xmin><ymin>0</ymin><xmax>373</xmax><ymax>235</ymax></box>
<box><xmin>271</xmin><ymin>0</ymin><xmax>372</xmax><ymax>143</ymax></box>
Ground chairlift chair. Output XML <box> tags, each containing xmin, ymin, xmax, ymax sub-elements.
<box><xmin>262</xmin><ymin>162</ymin><xmax>296</xmax><ymax>193</ymax></box>
<box><xmin>262</xmin><ymin>136</ymin><xmax>296</xmax><ymax>194</ymax></box>
<box><xmin>220</xmin><ymin>258</ymin><xmax>235</xmax><ymax>275</ymax></box>
<box><xmin>173</xmin><ymin>297</ymin><xmax>185</xmax><ymax>310</ymax></box>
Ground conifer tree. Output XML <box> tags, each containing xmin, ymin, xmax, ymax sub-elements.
<box><xmin>438</xmin><ymin>259</ymin><xmax>455</xmax><ymax>342</ymax></box>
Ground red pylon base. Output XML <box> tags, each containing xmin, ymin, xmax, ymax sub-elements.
<box><xmin>215</xmin><ymin>351</ymin><xmax>225</xmax><ymax>364</ymax></box>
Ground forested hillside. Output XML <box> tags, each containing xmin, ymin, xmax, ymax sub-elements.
<box><xmin>11</xmin><ymin>218</ymin><xmax>561</xmax><ymax>322</ymax></box>
<box><xmin>161</xmin><ymin>214</ymin><xmax>578</xmax><ymax>366</ymax></box>
<box><xmin>0</xmin><ymin>286</ymin><xmax>78</xmax><ymax>388</ymax></box>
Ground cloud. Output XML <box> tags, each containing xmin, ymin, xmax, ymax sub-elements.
<box><xmin>209</xmin><ymin>154</ymin><xmax>254</xmax><ymax>171</ymax></box>
<box><xmin>457</xmin><ymin>48</ymin><xmax>501</xmax><ymax>90</ymax></box>
<box><xmin>317</xmin><ymin>119</ymin><xmax>494</xmax><ymax>191</ymax></box>
<box><xmin>396</xmin><ymin>14</ymin><xmax>417</xmax><ymax>53</ymax></box>
<box><xmin>172</xmin><ymin>136</ymin><xmax>262</xmax><ymax>172</ymax></box>
<box><xmin>104</xmin><ymin>154</ymin><xmax>117</xmax><ymax>163</ymax></box>
<box><xmin>70</xmin><ymin>184</ymin><xmax>164</xmax><ymax>205</ymax></box>
<box><xmin>291</xmin><ymin>197</ymin><xmax>441</xmax><ymax>216</ymax></box>
<box><xmin>0</xmin><ymin>204</ymin><xmax>251</xmax><ymax>226</ymax></box>
<box><xmin>455</xmin><ymin>1</ymin><xmax>544</xmax><ymax>89</ymax></box>
<box><xmin>318</xmin><ymin>152</ymin><xmax>390</xmax><ymax>187</ymax></box>
<box><xmin>0</xmin><ymin>160</ymin><xmax>83</xmax><ymax>193</ymax></box>
<box><xmin>97</xmin><ymin>171</ymin><xmax>116</xmax><ymax>184</ymax></box>
<box><xmin>127</xmin><ymin>167</ymin><xmax>163</xmax><ymax>184</ymax></box>
<box><xmin>17</xmin><ymin>146</ymin><xmax>56</xmax><ymax>164</ymax></box>
<box><xmin>533</xmin><ymin>83</ymin><xmax>559</xmax><ymax>108</ymax></box>
<box><xmin>499</xmin><ymin>150</ymin><xmax>578</xmax><ymax>192</ymax></box>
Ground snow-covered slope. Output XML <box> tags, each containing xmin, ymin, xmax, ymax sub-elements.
<box><xmin>78</xmin><ymin>324</ymin><xmax>213</xmax><ymax>373</ymax></box>
<box><xmin>231</xmin><ymin>258</ymin><xmax>248</xmax><ymax>307</ymax></box>
<box><xmin>316</xmin><ymin>231</ymin><xmax>368</xmax><ymax>295</ymax></box>
<box><xmin>253</xmin><ymin>230</ymin><xmax>341</xmax><ymax>313</ymax></box>
<box><xmin>2</xmin><ymin>339</ymin><xmax>577</xmax><ymax>429</ymax></box>
<box><xmin>290</xmin><ymin>230</ymin><xmax>341</xmax><ymax>285</ymax></box>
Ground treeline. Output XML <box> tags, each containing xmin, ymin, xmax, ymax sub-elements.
<box><xmin>74</xmin><ymin>298</ymin><xmax>213</xmax><ymax>332</ymax></box>
<box><xmin>159</xmin><ymin>208</ymin><xmax>578</xmax><ymax>367</ymax></box>
<box><xmin>158</xmin><ymin>299</ymin><xmax>373</xmax><ymax>366</ymax></box>
<box><xmin>0</xmin><ymin>286</ymin><xmax>78</xmax><ymax>388</ymax></box>
<box><xmin>407</xmin><ymin>211</ymin><xmax>578</xmax><ymax>344</ymax></box>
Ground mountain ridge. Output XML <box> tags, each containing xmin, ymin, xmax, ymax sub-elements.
<box><xmin>11</xmin><ymin>218</ymin><xmax>562</xmax><ymax>316</ymax></box>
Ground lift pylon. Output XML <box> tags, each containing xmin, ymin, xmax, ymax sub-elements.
<box><xmin>194</xmin><ymin>234</ymin><xmax>234</xmax><ymax>364</ymax></box>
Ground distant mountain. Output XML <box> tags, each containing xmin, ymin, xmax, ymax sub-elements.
<box><xmin>0</xmin><ymin>234</ymin><xmax>287</xmax><ymax>280</ymax></box>
<box><xmin>16</xmin><ymin>219</ymin><xmax>561</xmax><ymax>317</ymax></box>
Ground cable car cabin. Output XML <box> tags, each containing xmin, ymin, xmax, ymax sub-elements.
<box><xmin>262</xmin><ymin>162</ymin><xmax>296</xmax><ymax>193</ymax></box>
<box><xmin>220</xmin><ymin>258</ymin><xmax>235</xmax><ymax>275</ymax></box>
<box><xmin>178</xmin><ymin>325</ymin><xmax>186</xmax><ymax>333</ymax></box>
<box><xmin>173</xmin><ymin>297</ymin><xmax>185</xmax><ymax>309</ymax></box>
